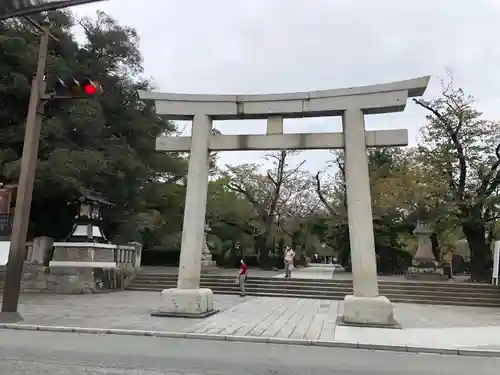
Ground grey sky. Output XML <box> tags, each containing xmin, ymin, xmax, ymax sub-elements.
<box><xmin>74</xmin><ymin>0</ymin><xmax>500</xmax><ymax>172</ymax></box>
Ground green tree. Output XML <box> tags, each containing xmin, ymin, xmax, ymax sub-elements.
<box><xmin>315</xmin><ymin>148</ymin><xmax>416</xmax><ymax>273</ymax></box>
<box><xmin>205</xmin><ymin>178</ymin><xmax>255</xmax><ymax>265</ymax></box>
<box><xmin>414</xmin><ymin>78</ymin><xmax>500</xmax><ymax>280</ymax></box>
<box><xmin>0</xmin><ymin>11</ymin><xmax>187</xmax><ymax>245</ymax></box>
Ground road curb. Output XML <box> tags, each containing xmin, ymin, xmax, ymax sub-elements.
<box><xmin>1</xmin><ymin>323</ymin><xmax>499</xmax><ymax>358</ymax></box>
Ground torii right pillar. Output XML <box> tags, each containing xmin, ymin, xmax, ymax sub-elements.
<box><xmin>341</xmin><ymin>107</ymin><xmax>396</xmax><ymax>326</ymax></box>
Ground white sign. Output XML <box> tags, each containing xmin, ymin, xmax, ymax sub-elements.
<box><xmin>0</xmin><ymin>0</ymin><xmax>106</xmax><ymax>20</ymax></box>
<box><xmin>493</xmin><ymin>241</ymin><xmax>500</xmax><ymax>285</ymax></box>
<box><xmin>0</xmin><ymin>241</ymin><xmax>10</xmax><ymax>266</ymax></box>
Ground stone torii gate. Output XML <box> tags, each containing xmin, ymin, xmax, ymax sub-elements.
<box><xmin>139</xmin><ymin>76</ymin><xmax>430</xmax><ymax>326</ymax></box>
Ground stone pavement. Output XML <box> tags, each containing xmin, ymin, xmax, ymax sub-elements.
<box><xmin>185</xmin><ymin>295</ymin><xmax>500</xmax><ymax>352</ymax></box>
<box><xmin>274</xmin><ymin>265</ymin><xmax>472</xmax><ymax>282</ymax></box>
<box><xmin>274</xmin><ymin>264</ymin><xmax>338</xmax><ymax>279</ymax></box>
<box><xmin>141</xmin><ymin>266</ymin><xmax>283</xmax><ymax>277</ymax></box>
<box><xmin>1</xmin><ymin>291</ymin><xmax>500</xmax><ymax>356</ymax></box>
<box><xmin>0</xmin><ymin>292</ymin><xmax>242</xmax><ymax>332</ymax></box>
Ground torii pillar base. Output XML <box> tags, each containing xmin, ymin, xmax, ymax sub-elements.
<box><xmin>340</xmin><ymin>295</ymin><xmax>399</xmax><ymax>328</ymax></box>
<box><xmin>151</xmin><ymin>288</ymin><xmax>219</xmax><ymax>318</ymax></box>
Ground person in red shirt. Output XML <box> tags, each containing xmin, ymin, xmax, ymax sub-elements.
<box><xmin>237</xmin><ymin>259</ymin><xmax>248</xmax><ymax>296</ymax></box>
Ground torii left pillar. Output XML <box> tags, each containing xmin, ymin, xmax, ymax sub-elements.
<box><xmin>153</xmin><ymin>114</ymin><xmax>217</xmax><ymax>317</ymax></box>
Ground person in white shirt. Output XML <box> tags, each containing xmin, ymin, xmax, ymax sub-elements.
<box><xmin>284</xmin><ymin>247</ymin><xmax>295</xmax><ymax>278</ymax></box>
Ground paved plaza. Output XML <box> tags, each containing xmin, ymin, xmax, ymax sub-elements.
<box><xmin>143</xmin><ymin>264</ymin><xmax>472</xmax><ymax>283</ymax></box>
<box><xmin>2</xmin><ymin>290</ymin><xmax>500</xmax><ymax>354</ymax></box>
<box><xmin>273</xmin><ymin>264</ymin><xmax>339</xmax><ymax>279</ymax></box>
<box><xmin>273</xmin><ymin>264</ymin><xmax>472</xmax><ymax>282</ymax></box>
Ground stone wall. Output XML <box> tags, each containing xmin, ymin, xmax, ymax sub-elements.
<box><xmin>0</xmin><ymin>263</ymin><xmax>137</xmax><ymax>294</ymax></box>
<box><xmin>52</xmin><ymin>245</ymin><xmax>115</xmax><ymax>262</ymax></box>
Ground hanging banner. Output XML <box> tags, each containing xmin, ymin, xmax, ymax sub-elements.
<box><xmin>0</xmin><ymin>0</ymin><xmax>106</xmax><ymax>20</ymax></box>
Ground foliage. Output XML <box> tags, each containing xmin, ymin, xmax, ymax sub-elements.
<box><xmin>217</xmin><ymin>151</ymin><xmax>313</xmax><ymax>267</ymax></box>
<box><xmin>314</xmin><ymin>148</ymin><xmax>417</xmax><ymax>273</ymax></box>
<box><xmin>414</xmin><ymin>76</ymin><xmax>500</xmax><ymax>280</ymax></box>
<box><xmin>0</xmin><ymin>11</ymin><xmax>187</xmax><ymax>244</ymax></box>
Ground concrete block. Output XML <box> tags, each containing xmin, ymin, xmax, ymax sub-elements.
<box><xmin>225</xmin><ymin>335</ymin><xmax>271</xmax><ymax>344</ymax></box>
<box><xmin>342</xmin><ymin>295</ymin><xmax>397</xmax><ymax>327</ymax></box>
<box><xmin>155</xmin><ymin>331</ymin><xmax>188</xmax><ymax>339</ymax></box>
<box><xmin>155</xmin><ymin>100</ymin><xmax>237</xmax><ymax>119</ymax></box>
<box><xmin>357</xmin><ymin>343</ymin><xmax>408</xmax><ymax>352</ymax></box>
<box><xmin>184</xmin><ymin>332</ymin><xmax>224</xmax><ymax>341</ymax></box>
<box><xmin>237</xmin><ymin>91</ymin><xmax>307</xmax><ymax>102</ymax></box>
<box><xmin>241</xmin><ymin>99</ymin><xmax>303</xmax><ymax>116</ymax></box>
<box><xmin>266</xmin><ymin>116</ymin><xmax>283</xmax><ymax>134</ymax></box>
<box><xmin>458</xmin><ymin>349</ymin><xmax>500</xmax><ymax>357</ymax></box>
<box><xmin>315</xmin><ymin>341</ymin><xmax>359</xmax><ymax>349</ymax></box>
<box><xmin>152</xmin><ymin>288</ymin><xmax>218</xmax><ymax>318</ymax></box>
<box><xmin>268</xmin><ymin>337</ymin><xmax>312</xmax><ymax>346</ymax></box>
<box><xmin>406</xmin><ymin>346</ymin><xmax>459</xmax><ymax>355</ymax></box>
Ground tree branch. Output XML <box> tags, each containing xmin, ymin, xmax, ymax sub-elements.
<box><xmin>267</xmin><ymin>151</ymin><xmax>287</xmax><ymax>218</ymax></box>
<box><xmin>210</xmin><ymin>216</ymin><xmax>255</xmax><ymax>236</ymax></box>
<box><xmin>314</xmin><ymin>172</ymin><xmax>338</xmax><ymax>216</ymax></box>
<box><xmin>414</xmin><ymin>98</ymin><xmax>467</xmax><ymax>202</ymax></box>
<box><xmin>484</xmin><ymin>143</ymin><xmax>500</xmax><ymax>197</ymax></box>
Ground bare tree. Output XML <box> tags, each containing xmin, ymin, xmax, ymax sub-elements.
<box><xmin>222</xmin><ymin>151</ymin><xmax>307</xmax><ymax>267</ymax></box>
<box><xmin>314</xmin><ymin>150</ymin><xmax>346</xmax><ymax>217</ymax></box>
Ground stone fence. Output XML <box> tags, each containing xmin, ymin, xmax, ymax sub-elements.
<box><xmin>0</xmin><ymin>238</ymin><xmax>143</xmax><ymax>294</ymax></box>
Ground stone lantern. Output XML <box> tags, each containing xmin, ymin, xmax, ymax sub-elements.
<box><xmin>406</xmin><ymin>220</ymin><xmax>445</xmax><ymax>280</ymax></box>
<box><xmin>412</xmin><ymin>220</ymin><xmax>435</xmax><ymax>264</ymax></box>
<box><xmin>66</xmin><ymin>188</ymin><xmax>113</xmax><ymax>243</ymax></box>
<box><xmin>201</xmin><ymin>223</ymin><xmax>215</xmax><ymax>268</ymax></box>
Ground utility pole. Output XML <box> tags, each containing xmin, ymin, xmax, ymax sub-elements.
<box><xmin>0</xmin><ymin>19</ymin><xmax>50</xmax><ymax>322</ymax></box>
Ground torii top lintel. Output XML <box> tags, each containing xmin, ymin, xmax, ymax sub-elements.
<box><xmin>138</xmin><ymin>76</ymin><xmax>430</xmax><ymax>121</ymax></box>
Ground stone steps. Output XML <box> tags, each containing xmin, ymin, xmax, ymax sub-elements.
<box><xmin>128</xmin><ymin>285</ymin><xmax>500</xmax><ymax>308</ymax></box>
<box><xmin>132</xmin><ymin>273</ymin><xmax>500</xmax><ymax>290</ymax></box>
<box><xmin>127</xmin><ymin>273</ymin><xmax>500</xmax><ymax>307</ymax></box>
<box><xmin>132</xmin><ymin>274</ymin><xmax>498</xmax><ymax>290</ymax></box>
<box><xmin>130</xmin><ymin>281</ymin><xmax>500</xmax><ymax>298</ymax></box>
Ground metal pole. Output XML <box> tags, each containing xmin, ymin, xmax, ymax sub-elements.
<box><xmin>0</xmin><ymin>21</ymin><xmax>50</xmax><ymax>320</ymax></box>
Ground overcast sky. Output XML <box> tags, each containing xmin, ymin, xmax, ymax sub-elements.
<box><xmin>73</xmin><ymin>0</ymin><xmax>500</xmax><ymax>172</ymax></box>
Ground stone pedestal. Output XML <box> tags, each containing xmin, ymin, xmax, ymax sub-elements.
<box><xmin>49</xmin><ymin>242</ymin><xmax>117</xmax><ymax>268</ymax></box>
<box><xmin>47</xmin><ymin>242</ymin><xmax>127</xmax><ymax>293</ymax></box>
<box><xmin>20</xmin><ymin>262</ymin><xmax>136</xmax><ymax>294</ymax></box>
<box><xmin>341</xmin><ymin>295</ymin><xmax>398</xmax><ymax>327</ymax></box>
<box><xmin>151</xmin><ymin>288</ymin><xmax>217</xmax><ymax>318</ymax></box>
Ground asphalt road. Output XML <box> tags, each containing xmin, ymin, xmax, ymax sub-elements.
<box><xmin>0</xmin><ymin>330</ymin><xmax>497</xmax><ymax>374</ymax></box>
